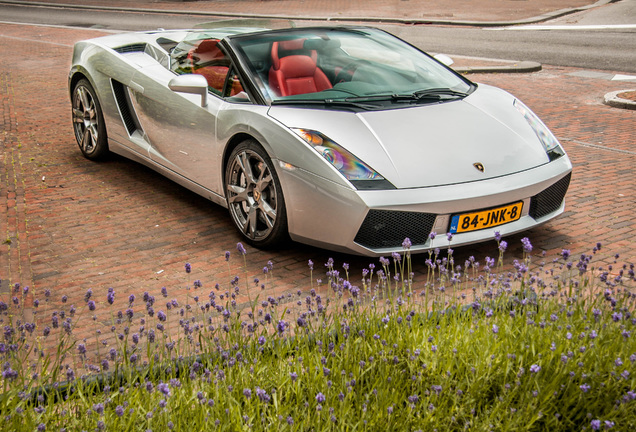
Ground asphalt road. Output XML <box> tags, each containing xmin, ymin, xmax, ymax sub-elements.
<box><xmin>0</xmin><ymin>1</ymin><xmax>635</xmax><ymax>72</ymax></box>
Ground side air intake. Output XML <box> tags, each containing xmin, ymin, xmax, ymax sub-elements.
<box><xmin>529</xmin><ymin>172</ymin><xmax>571</xmax><ymax>220</ymax></box>
<box><xmin>111</xmin><ymin>80</ymin><xmax>138</xmax><ymax>136</ymax></box>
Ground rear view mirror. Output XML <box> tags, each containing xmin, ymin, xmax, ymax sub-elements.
<box><xmin>168</xmin><ymin>74</ymin><xmax>208</xmax><ymax>107</ymax></box>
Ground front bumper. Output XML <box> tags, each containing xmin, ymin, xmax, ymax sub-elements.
<box><xmin>278</xmin><ymin>155</ymin><xmax>572</xmax><ymax>256</ymax></box>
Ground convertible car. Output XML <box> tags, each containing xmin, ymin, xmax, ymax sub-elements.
<box><xmin>69</xmin><ymin>23</ymin><xmax>572</xmax><ymax>256</ymax></box>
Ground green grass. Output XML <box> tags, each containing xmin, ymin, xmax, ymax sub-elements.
<box><xmin>0</xmin><ymin>239</ymin><xmax>634</xmax><ymax>431</ymax></box>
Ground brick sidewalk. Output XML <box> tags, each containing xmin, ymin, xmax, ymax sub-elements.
<box><xmin>0</xmin><ymin>21</ymin><xmax>634</xmax><ymax>356</ymax></box>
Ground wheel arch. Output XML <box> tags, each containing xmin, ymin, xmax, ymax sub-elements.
<box><xmin>222</xmin><ymin>132</ymin><xmax>277</xmax><ymax>186</ymax></box>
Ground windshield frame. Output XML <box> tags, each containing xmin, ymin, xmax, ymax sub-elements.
<box><xmin>227</xmin><ymin>26</ymin><xmax>476</xmax><ymax>110</ymax></box>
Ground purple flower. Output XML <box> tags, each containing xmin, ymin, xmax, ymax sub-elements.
<box><xmin>225</xmin><ymin>251</ymin><xmax>230</xmax><ymax>261</ymax></box>
<box><xmin>530</xmin><ymin>364</ymin><xmax>541</xmax><ymax>374</ymax></box>
<box><xmin>161</xmin><ymin>287</ymin><xmax>168</xmax><ymax>297</ymax></box>
<box><xmin>402</xmin><ymin>238</ymin><xmax>412</xmax><ymax>249</ymax></box>
<box><xmin>316</xmin><ymin>392</ymin><xmax>326</xmax><ymax>404</ymax></box>
<box><xmin>107</xmin><ymin>289</ymin><xmax>115</xmax><ymax>305</ymax></box>
<box><xmin>255</xmin><ymin>387</ymin><xmax>270</xmax><ymax>403</ymax></box>
<box><xmin>115</xmin><ymin>406</ymin><xmax>124</xmax><ymax>417</ymax></box>
<box><xmin>590</xmin><ymin>420</ymin><xmax>601</xmax><ymax>430</ymax></box>
<box><xmin>243</xmin><ymin>388</ymin><xmax>252</xmax><ymax>399</ymax></box>
<box><xmin>157</xmin><ymin>310</ymin><xmax>167</xmax><ymax>322</ymax></box>
<box><xmin>499</xmin><ymin>240</ymin><xmax>508</xmax><ymax>252</ymax></box>
<box><xmin>521</xmin><ymin>237</ymin><xmax>533</xmax><ymax>253</ymax></box>
<box><xmin>88</xmin><ymin>300</ymin><xmax>96</xmax><ymax>311</ymax></box>
<box><xmin>158</xmin><ymin>382</ymin><xmax>171</xmax><ymax>397</ymax></box>
<box><xmin>237</xmin><ymin>243</ymin><xmax>247</xmax><ymax>255</ymax></box>
<box><xmin>580</xmin><ymin>383</ymin><xmax>590</xmax><ymax>393</ymax></box>
<box><xmin>185</xmin><ymin>263</ymin><xmax>192</xmax><ymax>273</ymax></box>
<box><xmin>277</xmin><ymin>320</ymin><xmax>287</xmax><ymax>335</ymax></box>
<box><xmin>429</xmin><ymin>232</ymin><xmax>437</xmax><ymax>240</ymax></box>
<box><xmin>92</xmin><ymin>403</ymin><xmax>104</xmax><ymax>415</ymax></box>
<box><xmin>492</xmin><ymin>324</ymin><xmax>499</xmax><ymax>334</ymax></box>
<box><xmin>258</xmin><ymin>336</ymin><xmax>266</xmax><ymax>346</ymax></box>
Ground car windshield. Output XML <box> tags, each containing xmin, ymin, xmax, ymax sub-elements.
<box><xmin>230</xmin><ymin>27</ymin><xmax>473</xmax><ymax>106</ymax></box>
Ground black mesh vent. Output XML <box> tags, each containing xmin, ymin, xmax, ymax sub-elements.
<box><xmin>113</xmin><ymin>43</ymin><xmax>147</xmax><ymax>54</ymax></box>
<box><xmin>354</xmin><ymin>210</ymin><xmax>436</xmax><ymax>250</ymax></box>
<box><xmin>529</xmin><ymin>172</ymin><xmax>571</xmax><ymax>220</ymax></box>
<box><xmin>111</xmin><ymin>80</ymin><xmax>137</xmax><ymax>135</ymax></box>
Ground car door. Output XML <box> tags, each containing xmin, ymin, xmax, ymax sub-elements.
<box><xmin>128</xmin><ymin>39</ymin><xmax>243</xmax><ymax>194</ymax></box>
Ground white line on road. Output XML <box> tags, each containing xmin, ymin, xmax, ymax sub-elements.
<box><xmin>488</xmin><ymin>24</ymin><xmax>636</xmax><ymax>31</ymax></box>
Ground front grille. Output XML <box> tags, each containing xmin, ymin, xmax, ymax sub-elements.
<box><xmin>529</xmin><ymin>172</ymin><xmax>571</xmax><ymax>220</ymax></box>
<box><xmin>354</xmin><ymin>210</ymin><xmax>436</xmax><ymax>250</ymax></box>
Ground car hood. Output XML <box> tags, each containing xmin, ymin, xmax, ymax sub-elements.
<box><xmin>268</xmin><ymin>85</ymin><xmax>551</xmax><ymax>189</ymax></box>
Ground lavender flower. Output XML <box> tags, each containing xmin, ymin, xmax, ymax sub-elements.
<box><xmin>402</xmin><ymin>238</ymin><xmax>412</xmax><ymax>249</ymax></box>
<box><xmin>185</xmin><ymin>263</ymin><xmax>192</xmax><ymax>273</ymax></box>
<box><xmin>255</xmin><ymin>387</ymin><xmax>270</xmax><ymax>403</ymax></box>
<box><xmin>316</xmin><ymin>392</ymin><xmax>326</xmax><ymax>404</ymax></box>
<box><xmin>237</xmin><ymin>243</ymin><xmax>247</xmax><ymax>255</ymax></box>
<box><xmin>521</xmin><ymin>237</ymin><xmax>533</xmax><ymax>253</ymax></box>
<box><xmin>530</xmin><ymin>364</ymin><xmax>541</xmax><ymax>374</ymax></box>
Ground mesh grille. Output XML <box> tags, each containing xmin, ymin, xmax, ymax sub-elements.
<box><xmin>529</xmin><ymin>172</ymin><xmax>571</xmax><ymax>220</ymax></box>
<box><xmin>354</xmin><ymin>210</ymin><xmax>436</xmax><ymax>250</ymax></box>
<box><xmin>113</xmin><ymin>43</ymin><xmax>147</xmax><ymax>54</ymax></box>
<box><xmin>111</xmin><ymin>80</ymin><xmax>137</xmax><ymax>135</ymax></box>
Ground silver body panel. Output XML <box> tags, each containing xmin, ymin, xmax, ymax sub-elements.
<box><xmin>69</xmin><ymin>28</ymin><xmax>572</xmax><ymax>256</ymax></box>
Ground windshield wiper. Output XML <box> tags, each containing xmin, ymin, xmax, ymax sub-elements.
<box><xmin>271</xmin><ymin>98</ymin><xmax>379</xmax><ymax>110</ymax></box>
<box><xmin>400</xmin><ymin>88</ymin><xmax>468</xmax><ymax>100</ymax></box>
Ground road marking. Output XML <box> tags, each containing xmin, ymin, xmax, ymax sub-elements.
<box><xmin>0</xmin><ymin>32</ymin><xmax>74</xmax><ymax>47</ymax></box>
<box><xmin>488</xmin><ymin>24</ymin><xmax>636</xmax><ymax>31</ymax></box>
<box><xmin>0</xmin><ymin>20</ymin><xmax>121</xmax><ymax>33</ymax></box>
<box><xmin>612</xmin><ymin>74</ymin><xmax>636</xmax><ymax>81</ymax></box>
<box><xmin>561</xmin><ymin>138</ymin><xmax>636</xmax><ymax>157</ymax></box>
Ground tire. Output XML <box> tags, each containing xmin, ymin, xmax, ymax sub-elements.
<box><xmin>225</xmin><ymin>140</ymin><xmax>288</xmax><ymax>248</ymax></box>
<box><xmin>71</xmin><ymin>78</ymin><xmax>109</xmax><ymax>160</ymax></box>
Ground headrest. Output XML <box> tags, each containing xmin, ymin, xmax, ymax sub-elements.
<box><xmin>278</xmin><ymin>55</ymin><xmax>317</xmax><ymax>78</ymax></box>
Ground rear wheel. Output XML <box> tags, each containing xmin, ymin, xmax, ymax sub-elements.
<box><xmin>72</xmin><ymin>78</ymin><xmax>108</xmax><ymax>160</ymax></box>
<box><xmin>225</xmin><ymin>140</ymin><xmax>288</xmax><ymax>248</ymax></box>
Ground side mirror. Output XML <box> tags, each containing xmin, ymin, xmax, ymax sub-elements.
<box><xmin>433</xmin><ymin>54</ymin><xmax>454</xmax><ymax>67</ymax></box>
<box><xmin>168</xmin><ymin>74</ymin><xmax>208</xmax><ymax>107</ymax></box>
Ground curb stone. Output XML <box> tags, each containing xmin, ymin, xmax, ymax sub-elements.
<box><xmin>603</xmin><ymin>89</ymin><xmax>636</xmax><ymax>110</ymax></box>
<box><xmin>454</xmin><ymin>61</ymin><xmax>542</xmax><ymax>75</ymax></box>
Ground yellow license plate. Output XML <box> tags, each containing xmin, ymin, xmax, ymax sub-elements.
<box><xmin>450</xmin><ymin>202</ymin><xmax>523</xmax><ymax>234</ymax></box>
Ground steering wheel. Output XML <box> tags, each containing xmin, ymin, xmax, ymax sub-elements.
<box><xmin>334</xmin><ymin>60</ymin><xmax>371</xmax><ymax>84</ymax></box>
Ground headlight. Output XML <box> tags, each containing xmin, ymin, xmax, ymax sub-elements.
<box><xmin>514</xmin><ymin>99</ymin><xmax>564</xmax><ymax>161</ymax></box>
<box><xmin>292</xmin><ymin>129</ymin><xmax>395</xmax><ymax>189</ymax></box>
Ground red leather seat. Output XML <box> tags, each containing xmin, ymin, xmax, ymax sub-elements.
<box><xmin>268</xmin><ymin>40</ymin><xmax>332</xmax><ymax>97</ymax></box>
<box><xmin>188</xmin><ymin>39</ymin><xmax>229</xmax><ymax>94</ymax></box>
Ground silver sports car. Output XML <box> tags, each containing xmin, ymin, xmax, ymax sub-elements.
<box><xmin>69</xmin><ymin>24</ymin><xmax>572</xmax><ymax>256</ymax></box>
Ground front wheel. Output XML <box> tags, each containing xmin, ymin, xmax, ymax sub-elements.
<box><xmin>71</xmin><ymin>78</ymin><xmax>108</xmax><ymax>160</ymax></box>
<box><xmin>225</xmin><ymin>140</ymin><xmax>288</xmax><ymax>248</ymax></box>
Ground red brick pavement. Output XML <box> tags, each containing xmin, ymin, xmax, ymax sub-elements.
<box><xmin>0</xmin><ymin>21</ymin><xmax>634</xmax><ymax>356</ymax></box>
